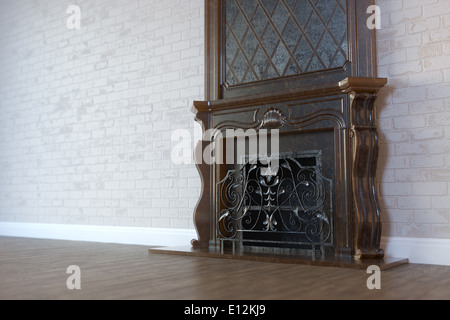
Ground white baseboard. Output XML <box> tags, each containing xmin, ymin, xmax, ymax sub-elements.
<box><xmin>381</xmin><ymin>236</ymin><xmax>450</xmax><ymax>266</ymax></box>
<box><xmin>0</xmin><ymin>222</ymin><xmax>197</xmax><ymax>247</ymax></box>
<box><xmin>1</xmin><ymin>222</ymin><xmax>449</xmax><ymax>266</ymax></box>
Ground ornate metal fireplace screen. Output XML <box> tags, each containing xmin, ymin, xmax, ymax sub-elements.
<box><xmin>217</xmin><ymin>151</ymin><xmax>333</xmax><ymax>250</ymax></box>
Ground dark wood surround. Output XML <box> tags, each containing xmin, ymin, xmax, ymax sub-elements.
<box><xmin>205</xmin><ymin>0</ymin><xmax>378</xmax><ymax>100</ymax></box>
<box><xmin>191</xmin><ymin>0</ymin><xmax>387</xmax><ymax>261</ymax></box>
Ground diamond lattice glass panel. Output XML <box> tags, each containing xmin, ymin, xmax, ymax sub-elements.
<box><xmin>224</xmin><ymin>0</ymin><xmax>348</xmax><ymax>86</ymax></box>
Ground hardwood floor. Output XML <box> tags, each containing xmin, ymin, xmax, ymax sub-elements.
<box><xmin>1</xmin><ymin>236</ymin><xmax>449</xmax><ymax>300</ymax></box>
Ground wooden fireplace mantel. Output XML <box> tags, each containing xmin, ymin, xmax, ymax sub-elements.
<box><xmin>152</xmin><ymin>0</ymin><xmax>405</xmax><ymax>267</ymax></box>
<box><xmin>148</xmin><ymin>1</ymin><xmax>408</xmax><ymax>269</ymax></box>
<box><xmin>191</xmin><ymin>76</ymin><xmax>387</xmax><ymax>261</ymax></box>
<box><xmin>194</xmin><ymin>77</ymin><xmax>388</xmax><ymax>112</ymax></box>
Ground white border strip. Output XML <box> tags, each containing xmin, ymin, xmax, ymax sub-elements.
<box><xmin>1</xmin><ymin>222</ymin><xmax>450</xmax><ymax>266</ymax></box>
<box><xmin>0</xmin><ymin>222</ymin><xmax>197</xmax><ymax>247</ymax></box>
<box><xmin>381</xmin><ymin>236</ymin><xmax>450</xmax><ymax>266</ymax></box>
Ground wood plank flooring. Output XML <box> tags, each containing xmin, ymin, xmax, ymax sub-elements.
<box><xmin>1</xmin><ymin>236</ymin><xmax>450</xmax><ymax>300</ymax></box>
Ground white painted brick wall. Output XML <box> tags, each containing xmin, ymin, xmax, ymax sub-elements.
<box><xmin>376</xmin><ymin>0</ymin><xmax>450</xmax><ymax>239</ymax></box>
<box><xmin>1</xmin><ymin>0</ymin><xmax>450</xmax><ymax>241</ymax></box>
<box><xmin>0</xmin><ymin>0</ymin><xmax>203</xmax><ymax>229</ymax></box>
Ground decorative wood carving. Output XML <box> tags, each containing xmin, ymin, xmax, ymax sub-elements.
<box><xmin>192</xmin><ymin>0</ymin><xmax>387</xmax><ymax>262</ymax></box>
<box><xmin>191</xmin><ymin>139</ymin><xmax>211</xmax><ymax>249</ymax></box>
<box><xmin>340</xmin><ymin>77</ymin><xmax>387</xmax><ymax>259</ymax></box>
<box><xmin>192</xmin><ymin>112</ymin><xmax>213</xmax><ymax>249</ymax></box>
<box><xmin>261</xmin><ymin>108</ymin><xmax>287</xmax><ymax>129</ymax></box>
<box><xmin>192</xmin><ymin>77</ymin><xmax>387</xmax><ymax>259</ymax></box>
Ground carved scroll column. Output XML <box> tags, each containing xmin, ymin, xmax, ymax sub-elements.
<box><xmin>191</xmin><ymin>109</ymin><xmax>213</xmax><ymax>250</ymax></box>
<box><xmin>339</xmin><ymin>77</ymin><xmax>387</xmax><ymax>260</ymax></box>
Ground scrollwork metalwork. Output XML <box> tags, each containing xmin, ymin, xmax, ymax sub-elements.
<box><xmin>217</xmin><ymin>152</ymin><xmax>333</xmax><ymax>247</ymax></box>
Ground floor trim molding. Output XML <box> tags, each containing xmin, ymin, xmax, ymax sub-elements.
<box><xmin>381</xmin><ymin>236</ymin><xmax>450</xmax><ymax>266</ymax></box>
<box><xmin>0</xmin><ymin>222</ymin><xmax>197</xmax><ymax>247</ymax></box>
<box><xmin>1</xmin><ymin>222</ymin><xmax>449</xmax><ymax>266</ymax></box>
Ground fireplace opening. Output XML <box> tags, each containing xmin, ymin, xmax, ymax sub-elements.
<box><xmin>217</xmin><ymin>150</ymin><xmax>334</xmax><ymax>254</ymax></box>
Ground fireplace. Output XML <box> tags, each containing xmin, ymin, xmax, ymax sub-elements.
<box><xmin>190</xmin><ymin>0</ymin><xmax>388</xmax><ymax>262</ymax></box>
<box><xmin>150</xmin><ymin>1</ymin><xmax>407</xmax><ymax>268</ymax></box>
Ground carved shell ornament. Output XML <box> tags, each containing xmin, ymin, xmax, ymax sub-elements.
<box><xmin>261</xmin><ymin>108</ymin><xmax>287</xmax><ymax>129</ymax></box>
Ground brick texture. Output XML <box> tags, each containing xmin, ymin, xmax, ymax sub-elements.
<box><xmin>0</xmin><ymin>0</ymin><xmax>204</xmax><ymax>229</ymax></box>
<box><xmin>376</xmin><ymin>0</ymin><xmax>450</xmax><ymax>239</ymax></box>
<box><xmin>1</xmin><ymin>0</ymin><xmax>450</xmax><ymax>241</ymax></box>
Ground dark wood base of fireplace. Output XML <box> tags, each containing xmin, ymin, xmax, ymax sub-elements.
<box><xmin>148</xmin><ymin>246</ymin><xmax>408</xmax><ymax>271</ymax></box>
